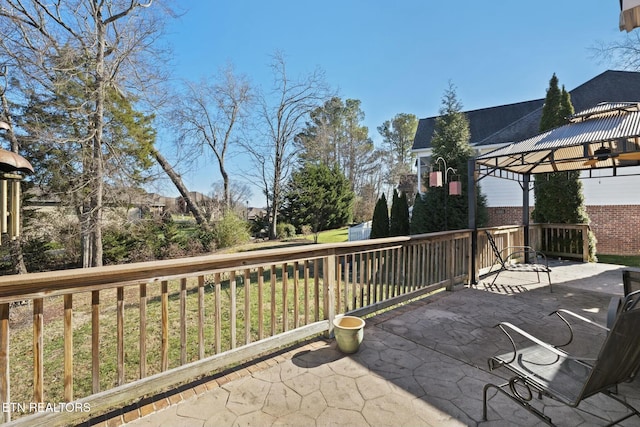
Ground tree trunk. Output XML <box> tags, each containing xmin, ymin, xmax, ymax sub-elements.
<box><xmin>153</xmin><ymin>149</ymin><xmax>210</xmax><ymax>229</ymax></box>
<box><xmin>89</xmin><ymin>12</ymin><xmax>107</xmax><ymax>268</ymax></box>
<box><xmin>221</xmin><ymin>167</ymin><xmax>230</xmax><ymax>212</ymax></box>
<box><xmin>268</xmin><ymin>161</ymin><xmax>282</xmax><ymax>240</ymax></box>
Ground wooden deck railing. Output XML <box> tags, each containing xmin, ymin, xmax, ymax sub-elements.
<box><xmin>0</xmin><ymin>230</ymin><xmax>470</xmax><ymax>426</ymax></box>
<box><xmin>530</xmin><ymin>223</ymin><xmax>590</xmax><ymax>262</ymax></box>
<box><xmin>476</xmin><ymin>225</ymin><xmax>525</xmax><ymax>275</ymax></box>
<box><xmin>477</xmin><ymin>223</ymin><xmax>591</xmax><ymax>276</ymax></box>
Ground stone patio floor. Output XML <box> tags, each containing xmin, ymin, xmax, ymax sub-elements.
<box><xmin>103</xmin><ymin>260</ymin><xmax>640</xmax><ymax>427</ymax></box>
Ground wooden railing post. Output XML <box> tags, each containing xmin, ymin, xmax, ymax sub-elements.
<box><xmin>92</xmin><ymin>291</ymin><xmax>100</xmax><ymax>393</ymax></box>
<box><xmin>582</xmin><ymin>224</ymin><xmax>590</xmax><ymax>262</ymax></box>
<box><xmin>257</xmin><ymin>267</ymin><xmax>265</xmax><ymax>340</ymax></box>
<box><xmin>229</xmin><ymin>272</ymin><xmax>236</xmax><ymax>349</ymax></box>
<box><xmin>324</xmin><ymin>251</ymin><xmax>336</xmax><ymax>338</ymax></box>
<box><xmin>447</xmin><ymin>237</ymin><xmax>455</xmax><ymax>291</ymax></box>
<box><xmin>282</xmin><ymin>263</ymin><xmax>289</xmax><ymax>332</ymax></box>
<box><xmin>140</xmin><ymin>283</ymin><xmax>147</xmax><ymax>378</ymax></box>
<box><xmin>180</xmin><ymin>278</ymin><xmax>188</xmax><ymax>360</ymax></box>
<box><xmin>33</xmin><ymin>298</ymin><xmax>43</xmax><ymax>403</ymax></box>
<box><xmin>197</xmin><ymin>276</ymin><xmax>205</xmax><ymax>359</ymax></box>
<box><xmin>214</xmin><ymin>273</ymin><xmax>222</xmax><ymax>354</ymax></box>
<box><xmin>161</xmin><ymin>281</ymin><xmax>169</xmax><ymax>371</ymax></box>
<box><xmin>64</xmin><ymin>294</ymin><xmax>73</xmax><ymax>401</ymax></box>
<box><xmin>1</xmin><ymin>303</ymin><xmax>9</xmax><ymax>423</ymax></box>
<box><xmin>117</xmin><ymin>287</ymin><xmax>124</xmax><ymax>386</ymax></box>
<box><xmin>244</xmin><ymin>269</ymin><xmax>251</xmax><ymax>345</ymax></box>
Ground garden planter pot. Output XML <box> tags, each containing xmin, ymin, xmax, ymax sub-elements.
<box><xmin>333</xmin><ymin>315</ymin><xmax>365</xmax><ymax>353</ymax></box>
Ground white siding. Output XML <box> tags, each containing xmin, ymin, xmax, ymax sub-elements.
<box><xmin>417</xmin><ymin>146</ymin><xmax>640</xmax><ymax>207</ymax></box>
<box><xmin>480</xmin><ymin>166</ymin><xmax>640</xmax><ymax>207</ymax></box>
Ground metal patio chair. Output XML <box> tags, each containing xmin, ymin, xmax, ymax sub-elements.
<box><xmin>483</xmin><ymin>290</ymin><xmax>640</xmax><ymax>426</ymax></box>
<box><xmin>484</xmin><ymin>230</ymin><xmax>552</xmax><ymax>291</ymax></box>
<box><xmin>623</xmin><ymin>268</ymin><xmax>640</xmax><ymax>296</ymax></box>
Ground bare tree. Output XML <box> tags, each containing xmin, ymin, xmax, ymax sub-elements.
<box><xmin>170</xmin><ymin>64</ymin><xmax>252</xmax><ymax>211</ymax></box>
<box><xmin>592</xmin><ymin>32</ymin><xmax>640</xmax><ymax>71</ymax></box>
<box><xmin>0</xmin><ymin>0</ymin><xmax>172</xmax><ymax>267</ymax></box>
<box><xmin>245</xmin><ymin>52</ymin><xmax>331</xmax><ymax>239</ymax></box>
<box><xmin>210</xmin><ymin>180</ymin><xmax>252</xmax><ymax>211</ymax></box>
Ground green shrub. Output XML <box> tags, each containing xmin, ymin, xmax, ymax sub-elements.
<box><xmin>276</xmin><ymin>222</ymin><xmax>296</xmax><ymax>239</ymax></box>
<box><xmin>214</xmin><ymin>212</ymin><xmax>251</xmax><ymax>249</ymax></box>
<box><xmin>102</xmin><ymin>225</ymin><xmax>138</xmax><ymax>264</ymax></box>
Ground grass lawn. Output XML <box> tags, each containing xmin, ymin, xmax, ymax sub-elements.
<box><xmin>309</xmin><ymin>227</ymin><xmax>349</xmax><ymax>244</ymax></box>
<box><xmin>597</xmin><ymin>254</ymin><xmax>640</xmax><ymax>267</ymax></box>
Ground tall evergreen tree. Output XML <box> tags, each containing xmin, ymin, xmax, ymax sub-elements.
<box><xmin>399</xmin><ymin>192</ymin><xmax>410</xmax><ymax>235</ymax></box>
<box><xmin>533</xmin><ymin>74</ymin><xmax>596</xmax><ymax>261</ymax></box>
<box><xmin>410</xmin><ymin>193</ymin><xmax>428</xmax><ymax>235</ymax></box>
<box><xmin>389</xmin><ymin>190</ymin><xmax>410</xmax><ymax>236</ymax></box>
<box><xmin>280</xmin><ymin>162</ymin><xmax>354</xmax><ymax>239</ymax></box>
<box><xmin>370</xmin><ymin>194</ymin><xmax>389</xmax><ymax>239</ymax></box>
<box><xmin>389</xmin><ymin>189</ymin><xmax>400</xmax><ymax>236</ymax></box>
<box><xmin>295</xmin><ymin>97</ymin><xmax>384</xmax><ymax>224</ymax></box>
<box><xmin>419</xmin><ymin>83</ymin><xmax>487</xmax><ymax>232</ymax></box>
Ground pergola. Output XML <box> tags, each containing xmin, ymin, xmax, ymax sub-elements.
<box><xmin>467</xmin><ymin>102</ymin><xmax>640</xmax><ymax>283</ymax></box>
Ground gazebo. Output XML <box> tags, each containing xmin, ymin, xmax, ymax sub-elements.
<box><xmin>468</xmin><ymin>102</ymin><xmax>640</xmax><ymax>283</ymax></box>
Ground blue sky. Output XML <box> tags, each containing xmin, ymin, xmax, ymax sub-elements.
<box><xmin>156</xmin><ymin>0</ymin><xmax>627</xmax><ymax>206</ymax></box>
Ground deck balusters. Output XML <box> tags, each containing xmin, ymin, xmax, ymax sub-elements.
<box><xmin>64</xmin><ymin>294</ymin><xmax>73</xmax><ymax>401</ymax></box>
<box><xmin>32</xmin><ymin>298</ymin><xmax>43</xmax><ymax>403</ymax></box>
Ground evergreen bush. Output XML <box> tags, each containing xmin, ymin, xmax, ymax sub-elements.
<box><xmin>390</xmin><ymin>190</ymin><xmax>410</xmax><ymax>236</ymax></box>
<box><xmin>370</xmin><ymin>194</ymin><xmax>389</xmax><ymax>239</ymax></box>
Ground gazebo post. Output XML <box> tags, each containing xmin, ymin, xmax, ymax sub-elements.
<box><xmin>468</xmin><ymin>158</ymin><xmax>477</xmax><ymax>285</ymax></box>
<box><xmin>522</xmin><ymin>174</ymin><xmax>530</xmax><ymax>263</ymax></box>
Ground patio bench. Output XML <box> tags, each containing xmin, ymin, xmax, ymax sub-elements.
<box><xmin>483</xmin><ymin>290</ymin><xmax>640</xmax><ymax>426</ymax></box>
<box><xmin>483</xmin><ymin>230</ymin><xmax>552</xmax><ymax>291</ymax></box>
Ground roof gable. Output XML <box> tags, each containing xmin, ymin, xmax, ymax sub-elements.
<box><xmin>412</xmin><ymin>70</ymin><xmax>640</xmax><ymax>151</ymax></box>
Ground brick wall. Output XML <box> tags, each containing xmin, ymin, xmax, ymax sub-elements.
<box><xmin>486</xmin><ymin>205</ymin><xmax>640</xmax><ymax>256</ymax></box>
<box><xmin>587</xmin><ymin>205</ymin><xmax>640</xmax><ymax>255</ymax></box>
<box><xmin>485</xmin><ymin>206</ymin><xmax>531</xmax><ymax>227</ymax></box>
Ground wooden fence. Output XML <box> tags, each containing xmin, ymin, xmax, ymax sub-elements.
<box><xmin>0</xmin><ymin>230</ymin><xmax>470</xmax><ymax>426</ymax></box>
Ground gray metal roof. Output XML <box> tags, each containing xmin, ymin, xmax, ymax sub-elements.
<box><xmin>475</xmin><ymin>102</ymin><xmax>640</xmax><ymax>175</ymax></box>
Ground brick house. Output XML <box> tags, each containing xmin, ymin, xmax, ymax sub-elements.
<box><xmin>412</xmin><ymin>70</ymin><xmax>640</xmax><ymax>255</ymax></box>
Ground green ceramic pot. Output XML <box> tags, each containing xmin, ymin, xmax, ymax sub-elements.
<box><xmin>333</xmin><ymin>316</ymin><xmax>365</xmax><ymax>353</ymax></box>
